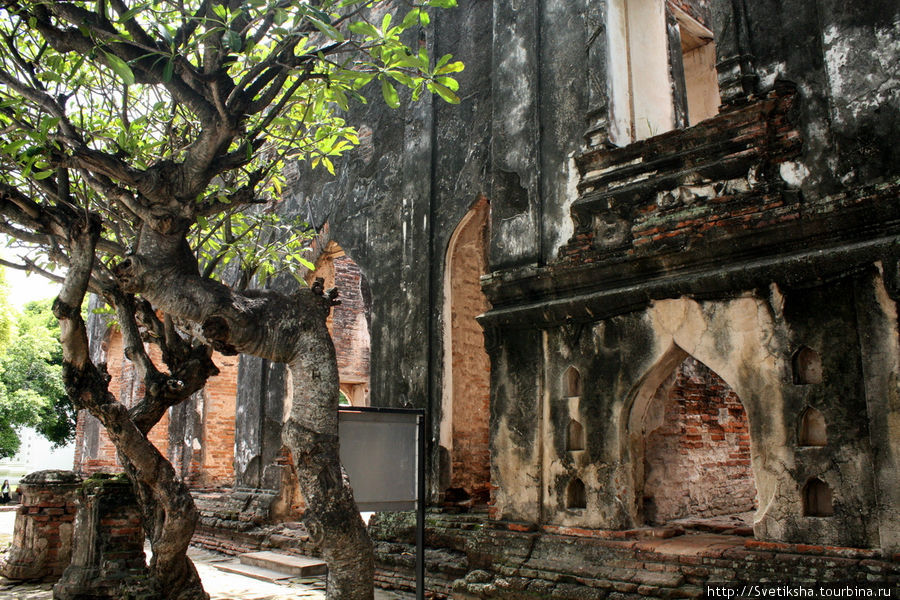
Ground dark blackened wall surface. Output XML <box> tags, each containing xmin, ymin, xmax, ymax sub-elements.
<box><xmin>280</xmin><ymin>0</ymin><xmax>493</xmax><ymax>415</ymax></box>
<box><xmin>718</xmin><ymin>0</ymin><xmax>900</xmax><ymax>192</ymax></box>
<box><xmin>538</xmin><ymin>0</ymin><xmax>594</xmax><ymax>265</ymax></box>
<box><xmin>488</xmin><ymin>0</ymin><xmax>600</xmax><ymax>267</ymax></box>
<box><xmin>234</xmin><ymin>356</ymin><xmax>287</xmax><ymax>489</ymax></box>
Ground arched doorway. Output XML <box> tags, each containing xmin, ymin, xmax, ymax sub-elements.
<box><xmin>440</xmin><ymin>198</ymin><xmax>491</xmax><ymax>504</ymax></box>
<box><xmin>306</xmin><ymin>241</ymin><xmax>371</xmax><ymax>406</ymax></box>
<box><xmin>629</xmin><ymin>350</ymin><xmax>757</xmax><ymax>529</ymax></box>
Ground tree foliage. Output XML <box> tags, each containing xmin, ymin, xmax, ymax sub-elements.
<box><xmin>0</xmin><ymin>1</ymin><xmax>461</xmax><ymax>598</ymax></box>
<box><xmin>0</xmin><ymin>0</ymin><xmax>462</xmax><ymax>289</ymax></box>
<box><xmin>0</xmin><ymin>278</ymin><xmax>74</xmax><ymax>458</ymax></box>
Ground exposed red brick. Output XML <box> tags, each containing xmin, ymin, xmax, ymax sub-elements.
<box><xmin>642</xmin><ymin>357</ymin><xmax>755</xmax><ymax>524</ymax></box>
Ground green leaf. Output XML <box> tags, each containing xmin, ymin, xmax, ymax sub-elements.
<box><xmin>118</xmin><ymin>2</ymin><xmax>152</xmax><ymax>23</ymax></box>
<box><xmin>307</xmin><ymin>17</ymin><xmax>343</xmax><ymax>41</ymax></box>
<box><xmin>400</xmin><ymin>8</ymin><xmax>420</xmax><ymax>29</ymax></box>
<box><xmin>430</xmin><ymin>81</ymin><xmax>459</xmax><ymax>104</ymax></box>
<box><xmin>388</xmin><ymin>70</ymin><xmax>415</xmax><ymax>87</ymax></box>
<box><xmin>435</xmin><ymin>60</ymin><xmax>465</xmax><ymax>75</ymax></box>
<box><xmin>437</xmin><ymin>76</ymin><xmax>459</xmax><ymax>91</ymax></box>
<box><xmin>381</xmin><ymin>79</ymin><xmax>400</xmax><ymax>108</ymax></box>
<box><xmin>103</xmin><ymin>52</ymin><xmax>135</xmax><ymax>86</ymax></box>
<box><xmin>226</xmin><ymin>30</ymin><xmax>242</xmax><ymax>52</ymax></box>
<box><xmin>394</xmin><ymin>54</ymin><xmax>427</xmax><ymax>70</ymax></box>
<box><xmin>348</xmin><ymin>21</ymin><xmax>379</xmax><ymax>37</ymax></box>
<box><xmin>159</xmin><ymin>25</ymin><xmax>174</xmax><ymax>46</ymax></box>
<box><xmin>162</xmin><ymin>59</ymin><xmax>174</xmax><ymax>82</ymax></box>
<box><xmin>3</xmin><ymin>140</ymin><xmax>27</xmax><ymax>155</ymax></box>
<box><xmin>330</xmin><ymin>87</ymin><xmax>349</xmax><ymax>111</ymax></box>
<box><xmin>435</xmin><ymin>53</ymin><xmax>453</xmax><ymax>69</ymax></box>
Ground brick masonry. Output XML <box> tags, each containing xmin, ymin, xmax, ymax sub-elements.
<box><xmin>368</xmin><ymin>512</ymin><xmax>900</xmax><ymax>600</ymax></box>
<box><xmin>642</xmin><ymin>357</ymin><xmax>755</xmax><ymax>524</ymax></box>
<box><xmin>54</xmin><ymin>475</ymin><xmax>153</xmax><ymax>600</ymax></box>
<box><xmin>73</xmin><ymin>330</ymin><xmax>238</xmax><ymax>487</ymax></box>
<box><xmin>446</xmin><ymin>202</ymin><xmax>491</xmax><ymax>500</ymax></box>
<box><xmin>307</xmin><ymin>241</ymin><xmax>372</xmax><ymax>405</ymax></box>
<box><xmin>0</xmin><ymin>470</ymin><xmax>81</xmax><ymax>582</ymax></box>
<box><xmin>559</xmin><ymin>90</ymin><xmax>804</xmax><ymax>266</ymax></box>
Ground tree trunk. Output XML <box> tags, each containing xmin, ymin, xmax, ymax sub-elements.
<box><xmin>122</xmin><ymin>456</ymin><xmax>207</xmax><ymax>600</ymax></box>
<box><xmin>117</xmin><ymin>227</ymin><xmax>376</xmax><ymax>600</ymax></box>
<box><xmin>283</xmin><ymin>319</ymin><xmax>374</xmax><ymax>600</ymax></box>
<box><xmin>55</xmin><ymin>219</ymin><xmax>209</xmax><ymax>600</ymax></box>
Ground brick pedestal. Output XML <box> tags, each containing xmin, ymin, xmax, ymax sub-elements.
<box><xmin>0</xmin><ymin>469</ymin><xmax>81</xmax><ymax>581</ymax></box>
<box><xmin>53</xmin><ymin>474</ymin><xmax>156</xmax><ymax>600</ymax></box>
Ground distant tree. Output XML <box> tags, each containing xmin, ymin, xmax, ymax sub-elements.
<box><xmin>0</xmin><ymin>1</ymin><xmax>462</xmax><ymax>599</ymax></box>
<box><xmin>5</xmin><ymin>299</ymin><xmax>76</xmax><ymax>448</ymax></box>
<box><xmin>0</xmin><ymin>282</ymin><xmax>73</xmax><ymax>457</ymax></box>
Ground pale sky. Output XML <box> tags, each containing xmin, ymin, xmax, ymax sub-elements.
<box><xmin>0</xmin><ymin>247</ymin><xmax>62</xmax><ymax>308</ymax></box>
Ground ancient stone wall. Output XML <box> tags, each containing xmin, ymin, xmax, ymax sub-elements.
<box><xmin>368</xmin><ymin>512</ymin><xmax>900</xmax><ymax>600</ymax></box>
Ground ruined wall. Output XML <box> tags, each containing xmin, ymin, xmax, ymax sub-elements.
<box><xmin>477</xmin><ymin>0</ymin><xmax>898</xmax><ymax>553</ymax></box>
<box><xmin>268</xmin><ymin>0</ymin><xmax>494</xmax><ymax>498</ymax></box>
<box><xmin>196</xmin><ymin>355</ymin><xmax>239</xmax><ymax>485</ymax></box>
<box><xmin>74</xmin><ymin>327</ymin><xmax>238</xmax><ymax>488</ymax></box>
<box><xmin>490</xmin><ymin>285</ymin><xmax>886</xmax><ymax>549</ymax></box>
<box><xmin>213</xmin><ymin>0</ymin><xmax>900</xmax><ymax>555</ymax></box>
<box><xmin>442</xmin><ymin>201</ymin><xmax>491</xmax><ymax>500</ymax></box>
<box><xmin>306</xmin><ymin>242</ymin><xmax>371</xmax><ymax>404</ymax></box>
<box><xmin>642</xmin><ymin>357</ymin><xmax>755</xmax><ymax>524</ymax></box>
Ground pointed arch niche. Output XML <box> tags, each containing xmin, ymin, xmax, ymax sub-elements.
<box><xmin>627</xmin><ymin>347</ymin><xmax>758</xmax><ymax>527</ymax></box>
<box><xmin>306</xmin><ymin>240</ymin><xmax>371</xmax><ymax>406</ymax></box>
<box><xmin>440</xmin><ymin>198</ymin><xmax>491</xmax><ymax>503</ymax></box>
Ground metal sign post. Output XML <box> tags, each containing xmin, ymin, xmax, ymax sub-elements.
<box><xmin>338</xmin><ymin>407</ymin><xmax>426</xmax><ymax>600</ymax></box>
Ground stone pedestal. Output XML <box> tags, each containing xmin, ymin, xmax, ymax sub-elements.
<box><xmin>0</xmin><ymin>469</ymin><xmax>81</xmax><ymax>581</ymax></box>
<box><xmin>53</xmin><ymin>474</ymin><xmax>156</xmax><ymax>600</ymax></box>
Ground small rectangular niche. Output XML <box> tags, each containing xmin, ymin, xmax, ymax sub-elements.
<box><xmin>803</xmin><ymin>478</ymin><xmax>834</xmax><ymax>517</ymax></box>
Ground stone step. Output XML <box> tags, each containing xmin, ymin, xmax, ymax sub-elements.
<box><xmin>239</xmin><ymin>550</ymin><xmax>328</xmax><ymax>577</ymax></box>
<box><xmin>213</xmin><ymin>559</ymin><xmax>296</xmax><ymax>583</ymax></box>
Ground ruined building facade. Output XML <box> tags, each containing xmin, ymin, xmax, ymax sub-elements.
<box><xmin>75</xmin><ymin>0</ymin><xmax>900</xmax><ymax>594</ymax></box>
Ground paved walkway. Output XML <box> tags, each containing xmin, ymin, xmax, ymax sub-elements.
<box><xmin>0</xmin><ymin>508</ymin><xmax>410</xmax><ymax>600</ymax></box>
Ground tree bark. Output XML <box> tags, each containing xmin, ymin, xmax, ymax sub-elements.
<box><xmin>54</xmin><ymin>218</ymin><xmax>210</xmax><ymax>600</ymax></box>
<box><xmin>281</xmin><ymin>303</ymin><xmax>374</xmax><ymax>600</ymax></box>
<box><xmin>117</xmin><ymin>226</ymin><xmax>375</xmax><ymax>600</ymax></box>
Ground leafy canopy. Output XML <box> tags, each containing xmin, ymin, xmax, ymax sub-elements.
<box><xmin>0</xmin><ymin>0</ymin><xmax>462</xmax><ymax>294</ymax></box>
<box><xmin>0</xmin><ymin>273</ymin><xmax>73</xmax><ymax>458</ymax></box>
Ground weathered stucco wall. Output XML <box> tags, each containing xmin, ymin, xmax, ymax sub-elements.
<box><xmin>490</xmin><ymin>284</ymin><xmax>886</xmax><ymax>549</ymax></box>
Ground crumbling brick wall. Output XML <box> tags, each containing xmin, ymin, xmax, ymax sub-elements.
<box><xmin>198</xmin><ymin>354</ymin><xmax>238</xmax><ymax>485</ymax></box>
<box><xmin>308</xmin><ymin>241</ymin><xmax>371</xmax><ymax>405</ymax></box>
<box><xmin>447</xmin><ymin>202</ymin><xmax>491</xmax><ymax>500</ymax></box>
<box><xmin>73</xmin><ymin>329</ymin><xmax>237</xmax><ymax>486</ymax></box>
<box><xmin>642</xmin><ymin>357</ymin><xmax>756</xmax><ymax>524</ymax></box>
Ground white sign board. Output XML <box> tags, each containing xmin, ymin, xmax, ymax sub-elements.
<box><xmin>338</xmin><ymin>409</ymin><xmax>419</xmax><ymax>512</ymax></box>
